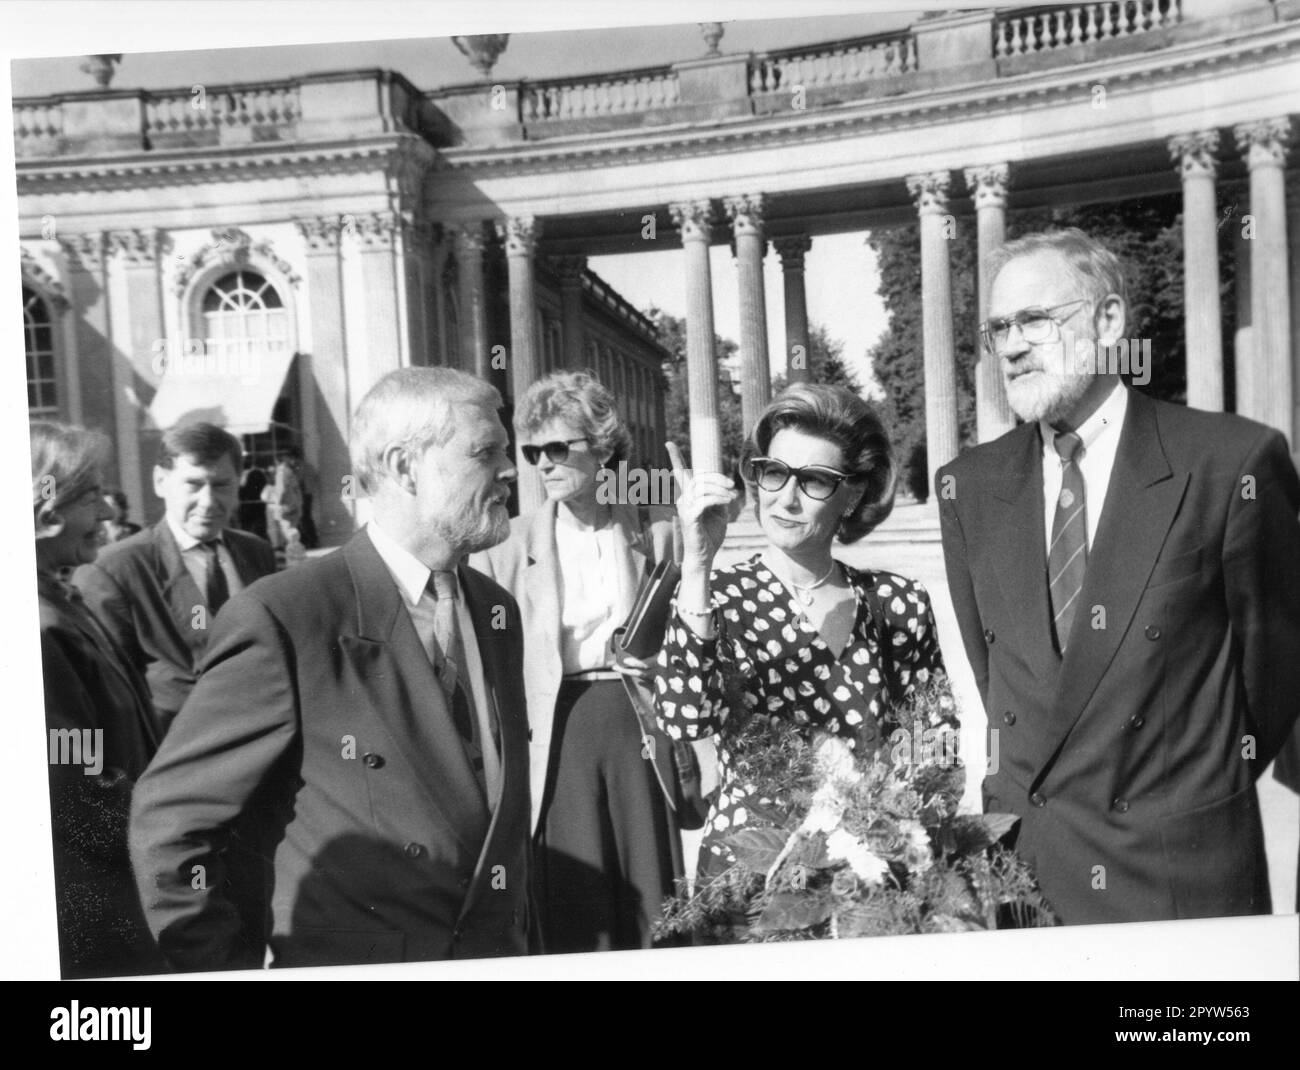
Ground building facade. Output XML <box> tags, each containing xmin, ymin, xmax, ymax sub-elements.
<box><xmin>16</xmin><ymin>0</ymin><xmax>1300</xmax><ymax>540</ymax></box>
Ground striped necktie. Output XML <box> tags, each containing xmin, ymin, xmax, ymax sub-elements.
<box><xmin>1048</xmin><ymin>428</ymin><xmax>1087</xmax><ymax>655</ymax></box>
<box><xmin>428</xmin><ymin>570</ymin><xmax>487</xmax><ymax>798</ymax></box>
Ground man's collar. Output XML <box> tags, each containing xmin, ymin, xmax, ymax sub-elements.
<box><xmin>366</xmin><ymin>519</ymin><xmax>432</xmax><ymax>607</ymax></box>
<box><xmin>1039</xmin><ymin>379</ymin><xmax>1128</xmax><ymax>456</ymax></box>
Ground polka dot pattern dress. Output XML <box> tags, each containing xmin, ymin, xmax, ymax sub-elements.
<box><xmin>652</xmin><ymin>556</ymin><xmax>952</xmax><ymax>879</ymax></box>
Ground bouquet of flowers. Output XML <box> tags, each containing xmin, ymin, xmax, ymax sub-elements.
<box><xmin>655</xmin><ymin>678</ymin><xmax>1056</xmax><ymax>943</ymax></box>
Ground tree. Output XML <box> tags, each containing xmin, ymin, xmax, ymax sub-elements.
<box><xmin>646</xmin><ymin>307</ymin><xmax>747</xmax><ymax>472</ymax></box>
<box><xmin>771</xmin><ymin>322</ymin><xmax>862</xmax><ymax>394</ymax></box>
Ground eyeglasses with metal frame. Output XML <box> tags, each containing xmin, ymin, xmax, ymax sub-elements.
<box><xmin>978</xmin><ymin>298</ymin><xmax>1090</xmax><ymax>356</ymax></box>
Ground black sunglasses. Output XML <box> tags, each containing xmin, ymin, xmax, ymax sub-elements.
<box><xmin>746</xmin><ymin>457</ymin><xmax>858</xmax><ymax>501</ymax></box>
<box><xmin>521</xmin><ymin>437</ymin><xmax>588</xmax><ymax>465</ymax></box>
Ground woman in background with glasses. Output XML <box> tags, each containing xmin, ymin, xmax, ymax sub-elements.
<box><xmin>654</xmin><ymin>383</ymin><xmax>956</xmax><ymax>881</ymax></box>
<box><xmin>471</xmin><ymin>370</ymin><xmax>682</xmax><ymax>954</ymax></box>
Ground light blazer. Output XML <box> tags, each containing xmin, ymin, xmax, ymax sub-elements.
<box><xmin>470</xmin><ymin>500</ymin><xmax>673</xmax><ymax>831</ymax></box>
<box><xmin>938</xmin><ymin>389</ymin><xmax>1300</xmax><ymax>925</ymax></box>
<box><xmin>129</xmin><ymin>529</ymin><xmax>532</xmax><ymax>970</ymax></box>
<box><xmin>74</xmin><ymin>520</ymin><xmax>276</xmax><ymax>733</ymax></box>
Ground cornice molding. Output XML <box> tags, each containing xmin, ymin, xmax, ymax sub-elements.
<box><xmin>16</xmin><ymin>135</ymin><xmax>440</xmax><ymax>194</ymax></box>
<box><xmin>435</xmin><ymin>26</ymin><xmax>1300</xmax><ymax>176</ymax></box>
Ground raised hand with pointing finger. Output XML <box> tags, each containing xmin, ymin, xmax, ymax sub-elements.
<box><xmin>666</xmin><ymin>441</ymin><xmax>736</xmax><ymax>639</ymax></box>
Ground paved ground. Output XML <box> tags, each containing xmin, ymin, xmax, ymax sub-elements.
<box><xmin>705</xmin><ymin>501</ymin><xmax>1300</xmax><ymax>913</ymax></box>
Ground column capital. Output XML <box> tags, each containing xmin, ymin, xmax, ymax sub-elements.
<box><xmin>963</xmin><ymin>163</ymin><xmax>1010</xmax><ymax>209</ymax></box>
<box><xmin>498</xmin><ymin>214</ymin><xmax>541</xmax><ymax>258</ymax></box>
<box><xmin>669</xmin><ymin>199</ymin><xmax>715</xmax><ymax>244</ymax></box>
<box><xmin>548</xmin><ymin>254</ymin><xmax>587</xmax><ymax>285</ymax></box>
<box><xmin>452</xmin><ymin>221</ymin><xmax>490</xmax><ymax>259</ymax></box>
<box><xmin>723</xmin><ymin>193</ymin><xmax>767</xmax><ymax>238</ymax></box>
<box><xmin>295</xmin><ymin>216</ymin><xmax>342</xmax><ymax>253</ymax></box>
<box><xmin>107</xmin><ymin>228</ymin><xmax>166</xmax><ymax>266</ymax></box>
<box><xmin>773</xmin><ymin>234</ymin><xmax>812</xmax><ymax>271</ymax></box>
<box><xmin>60</xmin><ymin>231</ymin><xmax>106</xmax><ymax>272</ymax></box>
<box><xmin>1234</xmin><ymin>118</ymin><xmax>1292</xmax><ymax>170</ymax></box>
<box><xmin>344</xmin><ymin>211</ymin><xmax>401</xmax><ymax>250</ymax></box>
<box><xmin>1168</xmin><ymin>130</ymin><xmax>1220</xmax><ymax>179</ymax></box>
<box><xmin>906</xmin><ymin>171</ymin><xmax>952</xmax><ymax>215</ymax></box>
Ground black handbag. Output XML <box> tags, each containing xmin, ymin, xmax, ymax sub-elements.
<box><xmin>610</xmin><ymin>516</ymin><xmax>711</xmax><ymax>831</ymax></box>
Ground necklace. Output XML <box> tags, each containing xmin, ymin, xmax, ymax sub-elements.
<box><xmin>788</xmin><ymin>561</ymin><xmax>838</xmax><ymax>606</ymax></box>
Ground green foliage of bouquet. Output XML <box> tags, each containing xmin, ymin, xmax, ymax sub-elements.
<box><xmin>655</xmin><ymin>679</ymin><xmax>1057</xmax><ymax>943</ymax></box>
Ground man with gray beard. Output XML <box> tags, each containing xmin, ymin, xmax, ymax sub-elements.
<box><xmin>937</xmin><ymin>228</ymin><xmax>1300</xmax><ymax>926</ymax></box>
<box><xmin>130</xmin><ymin>368</ymin><xmax>534</xmax><ymax>970</ymax></box>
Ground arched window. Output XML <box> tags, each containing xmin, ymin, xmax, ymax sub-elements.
<box><xmin>24</xmin><ymin>286</ymin><xmax>57</xmax><ymax>418</ymax></box>
<box><xmin>201</xmin><ymin>270</ymin><xmax>294</xmax><ymax>470</ymax></box>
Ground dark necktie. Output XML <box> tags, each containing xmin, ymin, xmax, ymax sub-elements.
<box><xmin>1048</xmin><ymin>428</ymin><xmax>1087</xmax><ymax>655</ymax></box>
<box><xmin>204</xmin><ymin>541</ymin><xmax>230</xmax><ymax>616</ymax></box>
<box><xmin>429</xmin><ymin>570</ymin><xmax>486</xmax><ymax>795</ymax></box>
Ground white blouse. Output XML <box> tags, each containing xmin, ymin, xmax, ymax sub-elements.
<box><xmin>554</xmin><ymin>516</ymin><xmax>627</xmax><ymax>674</ymax></box>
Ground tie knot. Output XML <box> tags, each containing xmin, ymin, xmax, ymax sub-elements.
<box><xmin>1052</xmin><ymin>428</ymin><xmax>1083</xmax><ymax>464</ymax></box>
<box><xmin>429</xmin><ymin>570</ymin><xmax>458</xmax><ymax>601</ymax></box>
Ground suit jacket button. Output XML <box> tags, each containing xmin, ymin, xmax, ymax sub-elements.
<box><xmin>1112</xmin><ymin>797</ymin><xmax>1130</xmax><ymax>813</ymax></box>
<box><xmin>362</xmin><ymin>752</ymin><xmax>385</xmax><ymax>769</ymax></box>
<box><xmin>403</xmin><ymin>842</ymin><xmax>425</xmax><ymax>858</ymax></box>
<box><xmin>1003</xmin><ymin>711</ymin><xmax>1016</xmax><ymax>726</ymax></box>
<box><xmin>1030</xmin><ymin>791</ymin><xmax>1046</xmax><ymax>807</ymax></box>
<box><xmin>1129</xmin><ymin>715</ymin><xmax>1145</xmax><ymax>730</ymax></box>
<box><xmin>1144</xmin><ymin>625</ymin><xmax>1161</xmax><ymax>640</ymax></box>
<box><xmin>983</xmin><ymin>629</ymin><xmax>995</xmax><ymax>644</ymax></box>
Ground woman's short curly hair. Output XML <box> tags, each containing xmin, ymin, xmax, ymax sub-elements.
<box><xmin>513</xmin><ymin>370</ymin><xmax>632</xmax><ymax>466</ymax></box>
<box><xmin>741</xmin><ymin>383</ymin><xmax>896</xmax><ymax>544</ymax></box>
<box><xmin>30</xmin><ymin>420</ymin><xmax>111</xmax><ymax>516</ymax></box>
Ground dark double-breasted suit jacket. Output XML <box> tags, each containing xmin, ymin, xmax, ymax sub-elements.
<box><xmin>129</xmin><ymin>529</ymin><xmax>532</xmax><ymax>971</ymax></box>
<box><xmin>938</xmin><ymin>389</ymin><xmax>1300</xmax><ymax>925</ymax></box>
<box><xmin>74</xmin><ymin>520</ymin><xmax>277</xmax><ymax>735</ymax></box>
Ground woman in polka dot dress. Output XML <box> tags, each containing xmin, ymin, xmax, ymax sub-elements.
<box><xmin>654</xmin><ymin>384</ymin><xmax>956</xmax><ymax>881</ymax></box>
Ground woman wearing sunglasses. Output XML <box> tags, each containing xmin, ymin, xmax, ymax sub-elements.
<box><xmin>470</xmin><ymin>370</ymin><xmax>681</xmax><ymax>953</ymax></box>
<box><xmin>654</xmin><ymin>383</ymin><xmax>955</xmax><ymax>881</ymax></box>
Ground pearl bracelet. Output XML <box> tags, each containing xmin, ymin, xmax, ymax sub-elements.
<box><xmin>678</xmin><ymin>605</ymin><xmax>713</xmax><ymax>618</ymax></box>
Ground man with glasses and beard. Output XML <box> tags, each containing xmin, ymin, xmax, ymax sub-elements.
<box><xmin>937</xmin><ymin>228</ymin><xmax>1300</xmax><ymax>926</ymax></box>
<box><xmin>131</xmin><ymin>368</ymin><xmax>534</xmax><ymax>970</ymax></box>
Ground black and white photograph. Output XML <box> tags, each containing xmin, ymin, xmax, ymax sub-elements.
<box><xmin>4</xmin><ymin>0</ymin><xmax>1300</xmax><ymax>989</ymax></box>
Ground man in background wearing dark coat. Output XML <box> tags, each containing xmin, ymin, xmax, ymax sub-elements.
<box><xmin>938</xmin><ymin>228</ymin><xmax>1300</xmax><ymax>925</ymax></box>
<box><xmin>75</xmin><ymin>422</ymin><xmax>276</xmax><ymax>738</ymax></box>
<box><xmin>130</xmin><ymin>368</ymin><xmax>533</xmax><ymax>971</ymax></box>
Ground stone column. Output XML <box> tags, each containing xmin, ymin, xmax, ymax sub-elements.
<box><xmin>1233</xmin><ymin>186</ymin><xmax>1253</xmax><ymax>416</ymax></box>
<box><xmin>454</xmin><ymin>222</ymin><xmax>491</xmax><ymax>380</ymax></box>
<box><xmin>1288</xmin><ymin>172</ymin><xmax>1300</xmax><ymax>446</ymax></box>
<box><xmin>774</xmin><ymin>235</ymin><xmax>812</xmax><ymax>385</ymax></box>
<box><xmin>352</xmin><ymin>212</ymin><xmax>405</xmax><ymax>394</ymax></box>
<box><xmin>964</xmin><ymin>164</ymin><xmax>1015</xmax><ymax>442</ymax></box>
<box><xmin>107</xmin><ymin>228</ymin><xmax>165</xmax><ymax>524</ymax></box>
<box><xmin>1234</xmin><ymin>118</ymin><xmax>1292</xmax><ymax>440</ymax></box>
<box><xmin>724</xmin><ymin>193</ymin><xmax>772</xmax><ymax>432</ymax></box>
<box><xmin>402</xmin><ymin>216</ymin><xmax>433</xmax><ymax>367</ymax></box>
<box><xmin>296</xmin><ymin>216</ymin><xmax>354</xmax><ymax>543</ymax></box>
<box><xmin>60</xmin><ymin>234</ymin><xmax>114</xmax><ymax>443</ymax></box>
<box><xmin>1169</xmin><ymin>132</ymin><xmax>1225</xmax><ymax>412</ymax></box>
<box><xmin>905</xmin><ymin>172</ymin><xmax>960</xmax><ymax>495</ymax></box>
<box><xmin>669</xmin><ymin>199</ymin><xmax>724</xmax><ymax>474</ymax></box>
<box><xmin>427</xmin><ymin>225</ymin><xmax>452</xmax><ymax>368</ymax></box>
<box><xmin>552</xmin><ymin>255</ymin><xmax>588</xmax><ymax>370</ymax></box>
<box><xmin>501</xmin><ymin>214</ymin><xmax>544</xmax><ymax>513</ymax></box>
